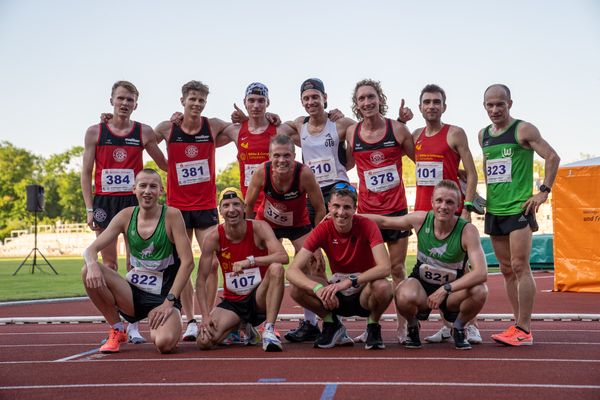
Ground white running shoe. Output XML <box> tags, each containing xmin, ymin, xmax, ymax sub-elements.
<box><xmin>337</xmin><ymin>331</ymin><xmax>354</xmax><ymax>346</ymax></box>
<box><xmin>353</xmin><ymin>329</ymin><xmax>367</xmax><ymax>343</ymax></box>
<box><xmin>466</xmin><ymin>324</ymin><xmax>483</xmax><ymax>344</ymax></box>
<box><xmin>424</xmin><ymin>325</ymin><xmax>452</xmax><ymax>343</ymax></box>
<box><xmin>127</xmin><ymin>322</ymin><xmax>146</xmax><ymax>344</ymax></box>
<box><xmin>182</xmin><ymin>321</ymin><xmax>199</xmax><ymax>341</ymax></box>
<box><xmin>262</xmin><ymin>329</ymin><xmax>282</xmax><ymax>352</ymax></box>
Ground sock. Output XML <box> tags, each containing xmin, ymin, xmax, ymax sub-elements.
<box><xmin>112</xmin><ymin>322</ymin><xmax>125</xmax><ymax>332</ymax></box>
<box><xmin>188</xmin><ymin>319</ymin><xmax>197</xmax><ymax>324</ymax></box>
<box><xmin>367</xmin><ymin>316</ymin><xmax>377</xmax><ymax>325</ymax></box>
<box><xmin>304</xmin><ymin>309</ymin><xmax>318</xmax><ymax>325</ymax></box>
<box><xmin>263</xmin><ymin>323</ymin><xmax>274</xmax><ymax>332</ymax></box>
<box><xmin>453</xmin><ymin>319</ymin><xmax>465</xmax><ymax>330</ymax></box>
<box><xmin>323</xmin><ymin>313</ymin><xmax>334</xmax><ymax>323</ymax></box>
<box><xmin>515</xmin><ymin>325</ymin><xmax>530</xmax><ymax>334</ymax></box>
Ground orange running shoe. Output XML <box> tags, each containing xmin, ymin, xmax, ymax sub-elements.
<box><xmin>100</xmin><ymin>328</ymin><xmax>127</xmax><ymax>353</ymax></box>
<box><xmin>492</xmin><ymin>326</ymin><xmax>533</xmax><ymax>346</ymax></box>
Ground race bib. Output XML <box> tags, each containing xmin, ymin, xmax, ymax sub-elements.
<box><xmin>364</xmin><ymin>165</ymin><xmax>400</xmax><ymax>193</ymax></box>
<box><xmin>126</xmin><ymin>268</ymin><xmax>163</xmax><ymax>295</ymax></box>
<box><xmin>225</xmin><ymin>267</ymin><xmax>262</xmax><ymax>295</ymax></box>
<box><xmin>176</xmin><ymin>159</ymin><xmax>210</xmax><ymax>186</ymax></box>
<box><xmin>330</xmin><ymin>272</ymin><xmax>362</xmax><ymax>296</ymax></box>
<box><xmin>418</xmin><ymin>263</ymin><xmax>457</xmax><ymax>285</ymax></box>
<box><xmin>416</xmin><ymin>161</ymin><xmax>443</xmax><ymax>186</ymax></box>
<box><xmin>486</xmin><ymin>158</ymin><xmax>512</xmax><ymax>184</ymax></box>
<box><xmin>101</xmin><ymin>169</ymin><xmax>134</xmax><ymax>192</ymax></box>
<box><xmin>307</xmin><ymin>157</ymin><xmax>337</xmax><ymax>184</ymax></box>
<box><xmin>244</xmin><ymin>163</ymin><xmax>260</xmax><ymax>187</ymax></box>
<box><xmin>263</xmin><ymin>200</ymin><xmax>293</xmax><ymax>227</ymax></box>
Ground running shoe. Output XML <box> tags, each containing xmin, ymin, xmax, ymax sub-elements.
<box><xmin>182</xmin><ymin>321</ymin><xmax>199</xmax><ymax>342</ymax></box>
<box><xmin>337</xmin><ymin>330</ymin><xmax>354</xmax><ymax>346</ymax></box>
<box><xmin>466</xmin><ymin>324</ymin><xmax>483</xmax><ymax>344</ymax></box>
<box><xmin>284</xmin><ymin>320</ymin><xmax>320</xmax><ymax>342</ymax></box>
<box><xmin>100</xmin><ymin>328</ymin><xmax>127</xmax><ymax>353</ymax></box>
<box><xmin>126</xmin><ymin>322</ymin><xmax>146</xmax><ymax>344</ymax></box>
<box><xmin>491</xmin><ymin>325</ymin><xmax>517</xmax><ymax>343</ymax></box>
<box><xmin>424</xmin><ymin>325</ymin><xmax>452</xmax><ymax>343</ymax></box>
<box><xmin>221</xmin><ymin>330</ymin><xmax>243</xmax><ymax>346</ymax></box>
<box><xmin>258</xmin><ymin>324</ymin><xmax>281</xmax><ymax>339</ymax></box>
<box><xmin>365</xmin><ymin>323</ymin><xmax>385</xmax><ymax>350</ymax></box>
<box><xmin>492</xmin><ymin>326</ymin><xmax>533</xmax><ymax>346</ymax></box>
<box><xmin>452</xmin><ymin>328</ymin><xmax>472</xmax><ymax>350</ymax></box>
<box><xmin>404</xmin><ymin>324</ymin><xmax>422</xmax><ymax>349</ymax></box>
<box><xmin>353</xmin><ymin>329</ymin><xmax>367</xmax><ymax>343</ymax></box>
<box><xmin>243</xmin><ymin>323</ymin><xmax>262</xmax><ymax>346</ymax></box>
<box><xmin>314</xmin><ymin>318</ymin><xmax>346</xmax><ymax>349</ymax></box>
<box><xmin>262</xmin><ymin>329</ymin><xmax>283</xmax><ymax>352</ymax></box>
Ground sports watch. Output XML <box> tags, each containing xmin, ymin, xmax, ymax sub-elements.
<box><xmin>166</xmin><ymin>293</ymin><xmax>177</xmax><ymax>302</ymax></box>
<box><xmin>539</xmin><ymin>184</ymin><xmax>551</xmax><ymax>193</ymax></box>
<box><xmin>443</xmin><ymin>283</ymin><xmax>452</xmax><ymax>294</ymax></box>
<box><xmin>348</xmin><ymin>274</ymin><xmax>360</xmax><ymax>288</ymax></box>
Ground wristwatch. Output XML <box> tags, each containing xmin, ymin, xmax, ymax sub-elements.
<box><xmin>246</xmin><ymin>255</ymin><xmax>255</xmax><ymax>267</ymax></box>
<box><xmin>348</xmin><ymin>274</ymin><xmax>360</xmax><ymax>288</ymax></box>
<box><xmin>443</xmin><ymin>283</ymin><xmax>452</xmax><ymax>294</ymax></box>
<box><xmin>166</xmin><ymin>293</ymin><xmax>177</xmax><ymax>302</ymax></box>
<box><xmin>539</xmin><ymin>184</ymin><xmax>551</xmax><ymax>193</ymax></box>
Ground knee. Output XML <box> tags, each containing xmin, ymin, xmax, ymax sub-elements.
<box><xmin>510</xmin><ymin>259</ymin><xmax>531</xmax><ymax>277</ymax></box>
<box><xmin>395</xmin><ymin>286</ymin><xmax>418</xmax><ymax>308</ymax></box>
<box><xmin>499</xmin><ymin>263</ymin><xmax>515</xmax><ymax>277</ymax></box>
<box><xmin>268</xmin><ymin>263</ymin><xmax>285</xmax><ymax>282</ymax></box>
<box><xmin>469</xmin><ymin>284</ymin><xmax>488</xmax><ymax>304</ymax></box>
<box><xmin>155</xmin><ymin>334</ymin><xmax>178</xmax><ymax>354</ymax></box>
<box><xmin>370</xmin><ymin>279</ymin><xmax>393</xmax><ymax>301</ymax></box>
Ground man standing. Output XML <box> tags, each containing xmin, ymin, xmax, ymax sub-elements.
<box><xmin>345</xmin><ymin>79</ymin><xmax>415</xmax><ymax>342</ymax></box>
<box><xmin>286</xmin><ymin>183</ymin><xmax>393</xmax><ymax>349</ymax></box>
<box><xmin>82</xmin><ymin>169</ymin><xmax>194</xmax><ymax>354</ymax></box>
<box><xmin>196</xmin><ymin>188</ymin><xmax>288</xmax><ymax>352</ymax></box>
<box><xmin>82</xmin><ymin>81</ymin><xmax>168</xmax><ymax>343</ymax></box>
<box><xmin>155</xmin><ymin>80</ymin><xmax>238</xmax><ymax>342</ymax></box>
<box><xmin>480</xmin><ymin>84</ymin><xmax>560</xmax><ymax>346</ymax></box>
<box><xmin>412</xmin><ymin>84</ymin><xmax>482</xmax><ymax>344</ymax></box>
<box><xmin>364</xmin><ymin>180</ymin><xmax>488</xmax><ymax>350</ymax></box>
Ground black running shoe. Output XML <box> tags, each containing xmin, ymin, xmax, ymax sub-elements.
<box><xmin>452</xmin><ymin>328</ymin><xmax>472</xmax><ymax>350</ymax></box>
<box><xmin>314</xmin><ymin>318</ymin><xmax>346</xmax><ymax>349</ymax></box>
<box><xmin>284</xmin><ymin>320</ymin><xmax>321</xmax><ymax>342</ymax></box>
<box><xmin>365</xmin><ymin>323</ymin><xmax>385</xmax><ymax>350</ymax></box>
<box><xmin>404</xmin><ymin>324</ymin><xmax>422</xmax><ymax>349</ymax></box>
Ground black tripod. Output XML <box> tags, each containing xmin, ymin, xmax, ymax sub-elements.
<box><xmin>13</xmin><ymin>210</ymin><xmax>58</xmax><ymax>275</ymax></box>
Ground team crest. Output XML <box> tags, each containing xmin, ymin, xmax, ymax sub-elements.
<box><xmin>240</xmin><ymin>153</ymin><xmax>247</xmax><ymax>161</ymax></box>
<box><xmin>112</xmin><ymin>148</ymin><xmax>127</xmax><ymax>162</ymax></box>
<box><xmin>240</xmin><ymin>142</ymin><xmax>249</xmax><ymax>149</ymax></box>
<box><xmin>502</xmin><ymin>148</ymin><xmax>513</xmax><ymax>157</ymax></box>
<box><xmin>141</xmin><ymin>243</ymin><xmax>155</xmax><ymax>259</ymax></box>
<box><xmin>415</xmin><ymin>143</ymin><xmax>422</xmax><ymax>151</ymax></box>
<box><xmin>185</xmin><ymin>145</ymin><xmax>199</xmax><ymax>158</ymax></box>
<box><xmin>369</xmin><ymin>151</ymin><xmax>385</xmax><ymax>165</ymax></box>
<box><xmin>274</xmin><ymin>202</ymin><xmax>288</xmax><ymax>212</ymax></box>
<box><xmin>94</xmin><ymin>208</ymin><xmax>107</xmax><ymax>223</ymax></box>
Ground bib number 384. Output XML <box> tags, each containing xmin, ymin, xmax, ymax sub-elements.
<box><xmin>101</xmin><ymin>169</ymin><xmax>134</xmax><ymax>192</ymax></box>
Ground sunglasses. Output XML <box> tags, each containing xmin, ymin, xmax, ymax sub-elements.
<box><xmin>333</xmin><ymin>182</ymin><xmax>357</xmax><ymax>193</ymax></box>
<box><xmin>222</xmin><ymin>192</ymin><xmax>239</xmax><ymax>200</ymax></box>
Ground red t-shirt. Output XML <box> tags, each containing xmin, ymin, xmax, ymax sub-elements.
<box><xmin>237</xmin><ymin>121</ymin><xmax>276</xmax><ymax>211</ymax></box>
<box><xmin>414</xmin><ymin>124</ymin><xmax>463</xmax><ymax>212</ymax></box>
<box><xmin>303</xmin><ymin>215</ymin><xmax>383</xmax><ymax>274</ymax></box>
<box><xmin>166</xmin><ymin>118</ymin><xmax>217</xmax><ymax>211</ymax></box>
<box><xmin>94</xmin><ymin>122</ymin><xmax>144</xmax><ymax>196</ymax></box>
<box><xmin>352</xmin><ymin>118</ymin><xmax>407</xmax><ymax>214</ymax></box>
<box><xmin>215</xmin><ymin>220</ymin><xmax>269</xmax><ymax>302</ymax></box>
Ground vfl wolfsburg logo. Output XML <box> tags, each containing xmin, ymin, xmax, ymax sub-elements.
<box><xmin>502</xmin><ymin>148</ymin><xmax>513</xmax><ymax>157</ymax></box>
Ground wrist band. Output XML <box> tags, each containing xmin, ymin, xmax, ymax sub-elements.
<box><xmin>86</xmin><ymin>208</ymin><xmax>94</xmax><ymax>213</ymax></box>
<box><xmin>312</xmin><ymin>283</ymin><xmax>324</xmax><ymax>294</ymax></box>
<box><xmin>463</xmin><ymin>201</ymin><xmax>473</xmax><ymax>206</ymax></box>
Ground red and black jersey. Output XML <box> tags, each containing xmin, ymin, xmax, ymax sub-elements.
<box><xmin>166</xmin><ymin>117</ymin><xmax>216</xmax><ymax>211</ymax></box>
<box><xmin>414</xmin><ymin>124</ymin><xmax>463</xmax><ymax>212</ymax></box>
<box><xmin>216</xmin><ymin>220</ymin><xmax>269</xmax><ymax>301</ymax></box>
<box><xmin>352</xmin><ymin>118</ymin><xmax>407</xmax><ymax>214</ymax></box>
<box><xmin>256</xmin><ymin>161</ymin><xmax>310</xmax><ymax>229</ymax></box>
<box><xmin>94</xmin><ymin>122</ymin><xmax>144</xmax><ymax>196</ymax></box>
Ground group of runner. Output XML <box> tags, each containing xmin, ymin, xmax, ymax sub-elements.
<box><xmin>81</xmin><ymin>78</ymin><xmax>560</xmax><ymax>353</ymax></box>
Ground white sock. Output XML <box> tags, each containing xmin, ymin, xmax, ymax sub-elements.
<box><xmin>304</xmin><ymin>309</ymin><xmax>317</xmax><ymax>325</ymax></box>
<box><xmin>112</xmin><ymin>322</ymin><xmax>125</xmax><ymax>332</ymax></box>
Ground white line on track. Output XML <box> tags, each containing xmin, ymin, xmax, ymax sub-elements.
<box><xmin>1</xmin><ymin>381</ymin><xmax>599</xmax><ymax>390</ymax></box>
<box><xmin>2</xmin><ymin>356</ymin><xmax>600</xmax><ymax>365</ymax></box>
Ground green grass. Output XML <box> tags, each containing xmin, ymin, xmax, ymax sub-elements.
<box><xmin>0</xmin><ymin>255</ymin><xmax>418</xmax><ymax>302</ymax></box>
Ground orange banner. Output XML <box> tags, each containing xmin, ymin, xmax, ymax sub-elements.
<box><xmin>553</xmin><ymin>163</ymin><xmax>600</xmax><ymax>292</ymax></box>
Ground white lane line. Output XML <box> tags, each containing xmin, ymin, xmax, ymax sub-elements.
<box><xmin>54</xmin><ymin>348</ymin><xmax>100</xmax><ymax>362</ymax></box>
<box><xmin>1</xmin><ymin>356</ymin><xmax>599</xmax><ymax>365</ymax></box>
<box><xmin>1</xmin><ymin>381</ymin><xmax>599</xmax><ymax>390</ymax></box>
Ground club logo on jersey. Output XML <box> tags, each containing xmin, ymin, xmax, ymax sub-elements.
<box><xmin>428</xmin><ymin>243</ymin><xmax>448</xmax><ymax>257</ymax></box>
<box><xmin>283</xmin><ymin>191</ymin><xmax>299</xmax><ymax>200</ymax></box>
<box><xmin>415</xmin><ymin>143</ymin><xmax>422</xmax><ymax>151</ymax></box>
<box><xmin>141</xmin><ymin>243</ymin><xmax>155</xmax><ymax>259</ymax></box>
<box><xmin>502</xmin><ymin>148</ymin><xmax>513</xmax><ymax>157</ymax></box>
<box><xmin>221</xmin><ymin>250</ymin><xmax>231</xmax><ymax>260</ymax></box>
<box><xmin>369</xmin><ymin>151</ymin><xmax>385</xmax><ymax>165</ymax></box>
<box><xmin>325</xmin><ymin>137</ymin><xmax>335</xmax><ymax>147</ymax></box>
<box><xmin>113</xmin><ymin>148</ymin><xmax>127</xmax><ymax>162</ymax></box>
<box><xmin>272</xmin><ymin>202</ymin><xmax>288</xmax><ymax>212</ymax></box>
<box><xmin>185</xmin><ymin>145</ymin><xmax>199</xmax><ymax>158</ymax></box>
<box><xmin>93</xmin><ymin>208</ymin><xmax>107</xmax><ymax>223</ymax></box>
<box><xmin>240</xmin><ymin>141</ymin><xmax>249</xmax><ymax>149</ymax></box>
<box><xmin>239</xmin><ymin>153</ymin><xmax>247</xmax><ymax>161</ymax></box>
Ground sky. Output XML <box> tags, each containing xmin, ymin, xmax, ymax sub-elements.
<box><xmin>1</xmin><ymin>0</ymin><xmax>599</xmax><ymax>175</ymax></box>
